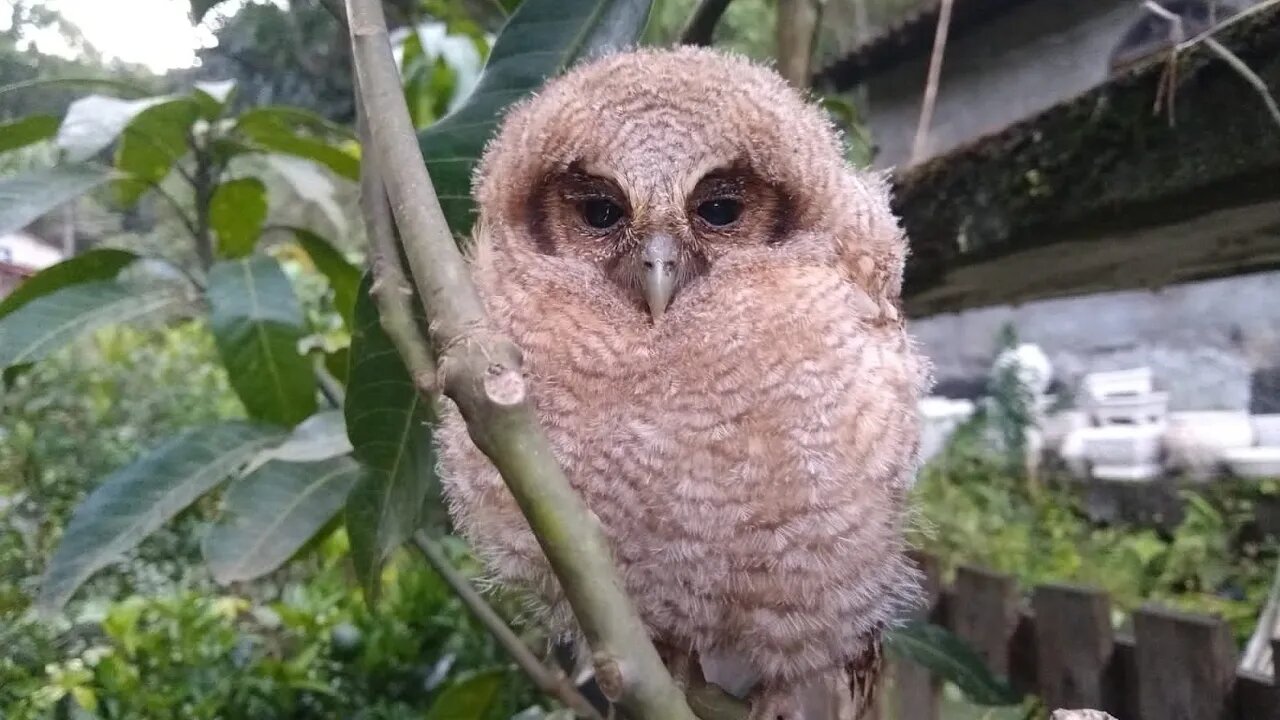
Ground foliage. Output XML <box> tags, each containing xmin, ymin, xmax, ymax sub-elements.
<box><xmin>0</xmin><ymin>322</ymin><xmax>238</xmax><ymax>615</ymax></box>
<box><xmin>915</xmin><ymin>419</ymin><xmax>1277</xmax><ymax>645</ymax></box>
<box><xmin>0</xmin><ymin>534</ymin><xmax>541</xmax><ymax>720</ymax></box>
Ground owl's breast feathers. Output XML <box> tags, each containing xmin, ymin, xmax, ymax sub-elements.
<box><xmin>438</xmin><ymin>239</ymin><xmax>926</xmax><ymax>698</ymax></box>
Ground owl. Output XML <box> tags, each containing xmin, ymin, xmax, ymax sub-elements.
<box><xmin>436</xmin><ymin>46</ymin><xmax>929</xmax><ymax>719</ymax></box>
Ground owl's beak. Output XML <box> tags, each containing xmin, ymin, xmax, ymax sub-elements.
<box><xmin>642</xmin><ymin>233</ymin><xmax>678</xmax><ymax>322</ymax></box>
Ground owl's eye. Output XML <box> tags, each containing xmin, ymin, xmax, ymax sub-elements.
<box><xmin>696</xmin><ymin>198</ymin><xmax>743</xmax><ymax>227</ymax></box>
<box><xmin>581</xmin><ymin>198</ymin><xmax>624</xmax><ymax>230</ymax></box>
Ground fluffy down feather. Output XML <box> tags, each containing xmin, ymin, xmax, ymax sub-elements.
<box><xmin>436</xmin><ymin>46</ymin><xmax>930</xmax><ymax>719</ymax></box>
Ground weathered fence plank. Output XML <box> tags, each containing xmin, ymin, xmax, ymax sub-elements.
<box><xmin>1032</xmin><ymin>584</ymin><xmax>1115</xmax><ymax>711</ymax></box>
<box><xmin>1133</xmin><ymin>604</ymin><xmax>1237</xmax><ymax>720</ymax></box>
<box><xmin>1107</xmin><ymin>634</ymin><xmax>1141</xmax><ymax>720</ymax></box>
<box><xmin>951</xmin><ymin>565</ymin><xmax>1019</xmax><ymax>677</ymax></box>
<box><xmin>1234</xmin><ymin>671</ymin><xmax>1280</xmax><ymax>720</ymax></box>
<box><xmin>894</xmin><ymin>551</ymin><xmax>942</xmax><ymax>720</ymax></box>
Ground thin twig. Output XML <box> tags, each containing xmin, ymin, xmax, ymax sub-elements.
<box><xmin>1145</xmin><ymin>0</ymin><xmax>1280</xmax><ymax>131</ymax></box>
<box><xmin>413</xmin><ymin>533</ymin><xmax>606</xmax><ymax>720</ymax></box>
<box><xmin>145</xmin><ymin>180</ymin><xmax>201</xmax><ymax>242</ymax></box>
<box><xmin>343</xmin><ymin>0</ymin><xmax>699</xmax><ymax>717</ymax></box>
<box><xmin>911</xmin><ymin>0</ymin><xmax>954</xmax><ymax>164</ymax></box>
<box><xmin>355</xmin><ymin>84</ymin><xmax>438</xmax><ymax>392</ymax></box>
<box><xmin>680</xmin><ymin>0</ymin><xmax>735</xmax><ymax>46</ymax></box>
<box><xmin>1201</xmin><ymin>36</ymin><xmax>1280</xmax><ymax>130</ymax></box>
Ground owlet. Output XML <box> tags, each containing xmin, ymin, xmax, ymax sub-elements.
<box><xmin>437</xmin><ymin>46</ymin><xmax>929</xmax><ymax>720</ymax></box>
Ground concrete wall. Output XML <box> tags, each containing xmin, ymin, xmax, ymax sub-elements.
<box><xmin>911</xmin><ymin>270</ymin><xmax>1280</xmax><ymax>412</ymax></box>
<box><xmin>862</xmin><ymin>0</ymin><xmax>1260</xmax><ymax>168</ymax></box>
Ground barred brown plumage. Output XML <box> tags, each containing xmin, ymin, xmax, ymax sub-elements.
<box><xmin>435</xmin><ymin>46</ymin><xmax>930</xmax><ymax>719</ymax></box>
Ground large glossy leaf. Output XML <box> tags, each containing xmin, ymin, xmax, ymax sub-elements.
<box><xmin>418</xmin><ymin>0</ymin><xmax>652</xmax><ymax>234</ymax></box>
<box><xmin>242</xmin><ymin>410</ymin><xmax>353</xmax><ymax>475</ymax></box>
<box><xmin>424</xmin><ymin>670</ymin><xmax>504</xmax><ymax>720</ymax></box>
<box><xmin>203</xmin><ymin>456</ymin><xmax>362</xmax><ymax>584</ymax></box>
<box><xmin>885</xmin><ymin>620</ymin><xmax>1021</xmax><ymax>706</ymax></box>
<box><xmin>0</xmin><ymin>279</ymin><xmax>183</xmax><ymax>370</ymax></box>
<box><xmin>263</xmin><ymin>155</ymin><xmax>347</xmax><ymax>234</ymax></box>
<box><xmin>207</xmin><ymin>256</ymin><xmax>317</xmax><ymax>426</ymax></box>
<box><xmin>38</xmin><ymin>421</ymin><xmax>282</xmax><ymax>611</ymax></box>
<box><xmin>0</xmin><ymin>114</ymin><xmax>59</xmax><ymax>153</ymax></box>
<box><xmin>0</xmin><ymin>248</ymin><xmax>137</xmax><ymax>320</ymax></box>
<box><xmin>209</xmin><ymin>178</ymin><xmax>268</xmax><ymax>258</ymax></box>
<box><xmin>56</xmin><ymin>94</ymin><xmax>187</xmax><ymax>163</ymax></box>
<box><xmin>0</xmin><ymin>165</ymin><xmax>113</xmax><ymax>235</ymax></box>
<box><xmin>285</xmin><ymin>227</ymin><xmax>361</xmax><ymax>330</ymax></box>
<box><xmin>234</xmin><ymin>109</ymin><xmax>359</xmax><ymax>181</ymax></box>
<box><xmin>344</xmin><ymin>274</ymin><xmax>438</xmax><ymax>601</ymax></box>
<box><xmin>112</xmin><ymin>99</ymin><xmax>200</xmax><ymax>207</ymax></box>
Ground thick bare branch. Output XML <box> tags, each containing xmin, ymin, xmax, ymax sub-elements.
<box><xmin>343</xmin><ymin>0</ymin><xmax>699</xmax><ymax>717</ymax></box>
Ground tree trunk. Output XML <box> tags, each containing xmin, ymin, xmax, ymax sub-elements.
<box><xmin>776</xmin><ymin>0</ymin><xmax>821</xmax><ymax>86</ymax></box>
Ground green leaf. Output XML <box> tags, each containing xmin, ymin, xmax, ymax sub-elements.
<box><xmin>0</xmin><ymin>77</ymin><xmax>152</xmax><ymax>101</ymax></box>
<box><xmin>234</xmin><ymin>108</ymin><xmax>359</xmax><ymax>181</ymax></box>
<box><xmin>209</xmin><ymin>178</ymin><xmax>268</xmax><ymax>258</ymax></box>
<box><xmin>0</xmin><ymin>165</ymin><xmax>113</xmax><ymax>235</ymax></box>
<box><xmin>0</xmin><ymin>279</ymin><xmax>183</xmax><ymax>370</ymax></box>
<box><xmin>418</xmin><ymin>0</ymin><xmax>653</xmax><ymax>234</ymax></box>
<box><xmin>207</xmin><ymin>256</ymin><xmax>317</xmax><ymax>426</ymax></box>
<box><xmin>192</xmin><ymin>80</ymin><xmax>236</xmax><ymax>118</ymax></box>
<box><xmin>112</xmin><ymin>99</ymin><xmax>200</xmax><ymax>207</ymax></box>
<box><xmin>885</xmin><ymin>620</ymin><xmax>1021</xmax><ymax>706</ymax></box>
<box><xmin>236</xmin><ymin>106</ymin><xmax>358</xmax><ymax>142</ymax></box>
<box><xmin>327</xmin><ymin>347</ymin><xmax>351</xmax><ymax>385</ymax></box>
<box><xmin>38</xmin><ymin>421</ymin><xmax>283</xmax><ymax>611</ymax></box>
<box><xmin>0</xmin><ymin>114</ymin><xmax>59</xmax><ymax>153</ymax></box>
<box><xmin>285</xmin><ymin>227</ymin><xmax>361</xmax><ymax>330</ymax></box>
<box><xmin>203</xmin><ymin>455</ymin><xmax>362</xmax><ymax>584</ymax></box>
<box><xmin>0</xmin><ymin>248</ymin><xmax>137</xmax><ymax>320</ymax></box>
<box><xmin>57</xmin><ymin>94</ymin><xmax>189</xmax><ymax>162</ymax></box>
<box><xmin>424</xmin><ymin>670</ymin><xmax>505</xmax><ymax>720</ymax></box>
<box><xmin>242</xmin><ymin>410</ymin><xmax>352</xmax><ymax>475</ymax></box>
<box><xmin>344</xmin><ymin>274</ymin><xmax>438</xmax><ymax>602</ymax></box>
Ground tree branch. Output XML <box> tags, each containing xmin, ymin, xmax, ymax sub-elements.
<box><xmin>680</xmin><ymin>0</ymin><xmax>735</xmax><ymax>46</ymax></box>
<box><xmin>355</xmin><ymin>84</ymin><xmax>438</xmax><ymax>392</ymax></box>
<box><xmin>911</xmin><ymin>0</ymin><xmax>953</xmax><ymax>163</ymax></box>
<box><xmin>343</xmin><ymin>0</ymin><xmax>699</xmax><ymax>717</ymax></box>
<box><xmin>413</xmin><ymin>533</ymin><xmax>606</xmax><ymax>720</ymax></box>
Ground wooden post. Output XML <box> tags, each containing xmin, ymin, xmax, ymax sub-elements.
<box><xmin>951</xmin><ymin>565</ymin><xmax>1019</xmax><ymax>677</ymax></box>
<box><xmin>1133</xmin><ymin>604</ymin><xmax>1236</xmax><ymax>720</ymax></box>
<box><xmin>1032</xmin><ymin>584</ymin><xmax>1115</xmax><ymax>710</ymax></box>
<box><xmin>895</xmin><ymin>552</ymin><xmax>942</xmax><ymax>720</ymax></box>
<box><xmin>1107</xmin><ymin>634</ymin><xmax>1142</xmax><ymax>720</ymax></box>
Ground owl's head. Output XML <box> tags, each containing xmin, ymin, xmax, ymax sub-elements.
<box><xmin>474</xmin><ymin>46</ymin><xmax>901</xmax><ymax>322</ymax></box>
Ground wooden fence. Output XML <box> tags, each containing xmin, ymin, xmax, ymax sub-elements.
<box><xmin>890</xmin><ymin>553</ymin><xmax>1280</xmax><ymax>720</ymax></box>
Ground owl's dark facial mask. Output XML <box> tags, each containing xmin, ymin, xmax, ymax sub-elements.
<box><xmin>526</xmin><ymin>163</ymin><xmax>791</xmax><ymax>322</ymax></box>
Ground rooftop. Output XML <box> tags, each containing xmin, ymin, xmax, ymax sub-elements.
<box><xmin>893</xmin><ymin>3</ymin><xmax>1280</xmax><ymax>315</ymax></box>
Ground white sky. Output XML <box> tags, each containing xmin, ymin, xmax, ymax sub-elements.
<box><xmin>4</xmin><ymin>0</ymin><xmax>260</xmax><ymax>72</ymax></box>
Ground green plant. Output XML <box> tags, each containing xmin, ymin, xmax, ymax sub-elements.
<box><xmin>915</xmin><ymin>418</ymin><xmax>1278</xmax><ymax>646</ymax></box>
<box><xmin>0</xmin><ymin>533</ymin><xmax>541</xmax><ymax>719</ymax></box>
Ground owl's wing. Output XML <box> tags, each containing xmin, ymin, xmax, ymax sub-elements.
<box><xmin>831</xmin><ymin>170</ymin><xmax>909</xmax><ymax>323</ymax></box>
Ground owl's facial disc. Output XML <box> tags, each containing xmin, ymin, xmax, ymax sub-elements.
<box><xmin>641</xmin><ymin>233</ymin><xmax>678</xmax><ymax>321</ymax></box>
